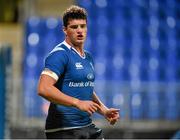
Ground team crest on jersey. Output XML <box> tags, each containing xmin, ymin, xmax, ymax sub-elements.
<box><xmin>75</xmin><ymin>62</ymin><xmax>84</xmax><ymax>69</ymax></box>
<box><xmin>87</xmin><ymin>73</ymin><xmax>94</xmax><ymax>80</ymax></box>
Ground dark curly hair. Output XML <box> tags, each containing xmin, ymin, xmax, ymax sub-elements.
<box><xmin>62</xmin><ymin>5</ymin><xmax>87</xmax><ymax>27</ymax></box>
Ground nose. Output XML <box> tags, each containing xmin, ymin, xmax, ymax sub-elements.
<box><xmin>77</xmin><ymin>26</ymin><xmax>83</xmax><ymax>33</ymax></box>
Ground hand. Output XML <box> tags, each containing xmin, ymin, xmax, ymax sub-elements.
<box><xmin>104</xmin><ymin>108</ymin><xmax>120</xmax><ymax>125</ymax></box>
<box><xmin>75</xmin><ymin>100</ymin><xmax>101</xmax><ymax>115</ymax></box>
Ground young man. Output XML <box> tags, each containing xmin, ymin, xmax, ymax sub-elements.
<box><xmin>37</xmin><ymin>5</ymin><xmax>119</xmax><ymax>139</ymax></box>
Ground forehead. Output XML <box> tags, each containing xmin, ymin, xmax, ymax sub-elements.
<box><xmin>68</xmin><ymin>19</ymin><xmax>87</xmax><ymax>25</ymax></box>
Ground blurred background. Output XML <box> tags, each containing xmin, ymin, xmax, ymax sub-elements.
<box><xmin>0</xmin><ymin>0</ymin><xmax>180</xmax><ymax>139</ymax></box>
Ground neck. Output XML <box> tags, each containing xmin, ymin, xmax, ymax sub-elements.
<box><xmin>74</xmin><ymin>46</ymin><xmax>84</xmax><ymax>56</ymax></box>
<box><xmin>65</xmin><ymin>39</ymin><xmax>84</xmax><ymax>57</ymax></box>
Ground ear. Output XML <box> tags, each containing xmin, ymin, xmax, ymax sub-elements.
<box><xmin>63</xmin><ymin>26</ymin><xmax>67</xmax><ymax>35</ymax></box>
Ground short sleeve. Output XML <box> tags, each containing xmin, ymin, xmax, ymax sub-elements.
<box><xmin>45</xmin><ymin>50</ymin><xmax>68</xmax><ymax>77</ymax></box>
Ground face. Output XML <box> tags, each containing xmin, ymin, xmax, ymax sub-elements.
<box><xmin>63</xmin><ymin>19</ymin><xmax>87</xmax><ymax>47</ymax></box>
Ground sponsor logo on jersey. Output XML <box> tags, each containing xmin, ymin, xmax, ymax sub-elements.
<box><xmin>69</xmin><ymin>81</ymin><xmax>94</xmax><ymax>87</ymax></box>
<box><xmin>75</xmin><ymin>62</ymin><xmax>84</xmax><ymax>69</ymax></box>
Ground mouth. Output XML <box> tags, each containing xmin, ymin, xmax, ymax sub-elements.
<box><xmin>77</xmin><ymin>35</ymin><xmax>84</xmax><ymax>40</ymax></box>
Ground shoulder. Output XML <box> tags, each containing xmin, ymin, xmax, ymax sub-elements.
<box><xmin>49</xmin><ymin>43</ymin><xmax>68</xmax><ymax>55</ymax></box>
<box><xmin>46</xmin><ymin>43</ymin><xmax>69</xmax><ymax>58</ymax></box>
<box><xmin>45</xmin><ymin>43</ymin><xmax>70</xmax><ymax>64</ymax></box>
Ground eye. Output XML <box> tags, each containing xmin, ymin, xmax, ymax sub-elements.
<box><xmin>81</xmin><ymin>24</ymin><xmax>86</xmax><ymax>28</ymax></box>
<box><xmin>69</xmin><ymin>25</ymin><xmax>78</xmax><ymax>29</ymax></box>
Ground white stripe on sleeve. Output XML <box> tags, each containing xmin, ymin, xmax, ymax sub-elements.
<box><xmin>41</xmin><ymin>69</ymin><xmax>59</xmax><ymax>81</ymax></box>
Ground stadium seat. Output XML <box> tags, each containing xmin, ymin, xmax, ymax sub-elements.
<box><xmin>130</xmin><ymin>92</ymin><xmax>143</xmax><ymax>119</ymax></box>
<box><xmin>146</xmin><ymin>91</ymin><xmax>161</xmax><ymax>119</ymax></box>
<box><xmin>112</xmin><ymin>92</ymin><xmax>126</xmax><ymax>119</ymax></box>
<box><xmin>165</xmin><ymin>90</ymin><xmax>179</xmax><ymax>120</ymax></box>
<box><xmin>23</xmin><ymin>77</ymin><xmax>43</xmax><ymax>117</ymax></box>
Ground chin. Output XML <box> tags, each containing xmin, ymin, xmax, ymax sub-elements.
<box><xmin>76</xmin><ymin>41</ymin><xmax>84</xmax><ymax>45</ymax></box>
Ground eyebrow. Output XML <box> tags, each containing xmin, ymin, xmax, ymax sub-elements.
<box><xmin>68</xmin><ymin>24</ymin><xmax>87</xmax><ymax>28</ymax></box>
<box><xmin>69</xmin><ymin>23</ymin><xmax>86</xmax><ymax>26</ymax></box>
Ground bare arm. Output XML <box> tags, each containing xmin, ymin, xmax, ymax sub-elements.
<box><xmin>92</xmin><ymin>91</ymin><xmax>108</xmax><ymax>115</ymax></box>
<box><xmin>92</xmin><ymin>91</ymin><xmax>120</xmax><ymax>125</ymax></box>
<box><xmin>38</xmin><ymin>74</ymin><xmax>79</xmax><ymax>106</ymax></box>
<box><xmin>37</xmin><ymin>73</ymin><xmax>100</xmax><ymax>115</ymax></box>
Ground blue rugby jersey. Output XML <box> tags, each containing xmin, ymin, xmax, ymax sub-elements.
<box><xmin>44</xmin><ymin>41</ymin><xmax>95</xmax><ymax>132</ymax></box>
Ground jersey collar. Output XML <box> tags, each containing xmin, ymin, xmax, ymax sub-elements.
<box><xmin>62</xmin><ymin>40</ymin><xmax>86</xmax><ymax>59</ymax></box>
<box><xmin>62</xmin><ymin>40</ymin><xmax>71</xmax><ymax>50</ymax></box>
